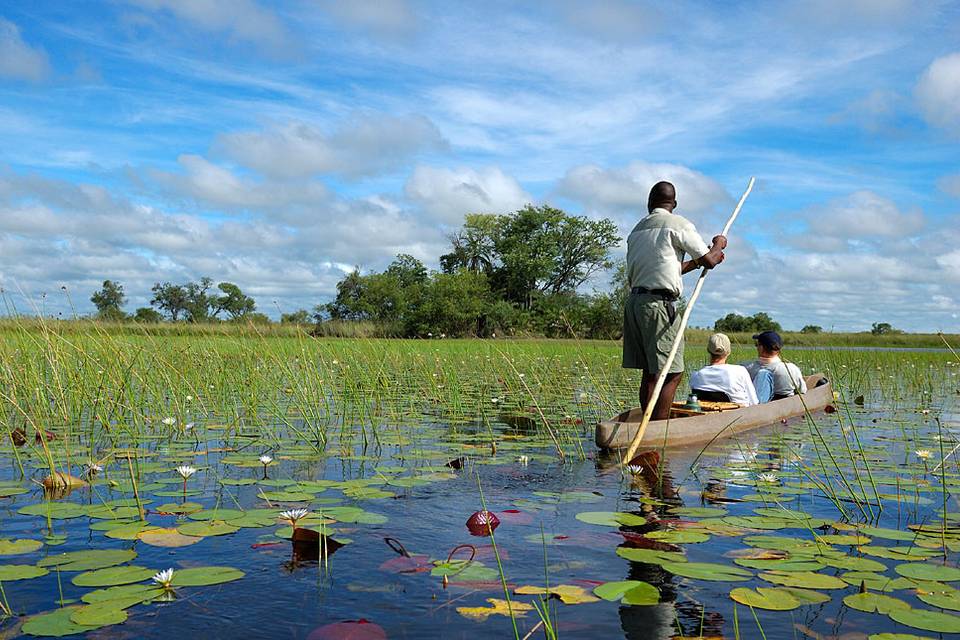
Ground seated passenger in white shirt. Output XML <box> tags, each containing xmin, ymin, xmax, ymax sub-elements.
<box><xmin>689</xmin><ymin>333</ymin><xmax>759</xmax><ymax>406</ymax></box>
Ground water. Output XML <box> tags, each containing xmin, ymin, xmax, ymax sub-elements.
<box><xmin>1</xmin><ymin>349</ymin><xmax>959</xmax><ymax>638</ymax></box>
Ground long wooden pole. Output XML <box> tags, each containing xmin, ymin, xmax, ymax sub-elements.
<box><xmin>623</xmin><ymin>177</ymin><xmax>756</xmax><ymax>464</ymax></box>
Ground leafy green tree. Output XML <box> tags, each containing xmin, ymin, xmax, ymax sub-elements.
<box><xmin>404</xmin><ymin>271</ymin><xmax>491</xmax><ymax>337</ymax></box>
<box><xmin>385</xmin><ymin>254</ymin><xmax>428</xmax><ymax>289</ymax></box>
<box><xmin>150</xmin><ymin>282</ymin><xmax>189</xmax><ymax>321</ymax></box>
<box><xmin>714</xmin><ymin>312</ymin><xmax>782</xmax><ymax>333</ymax></box>
<box><xmin>212</xmin><ymin>282</ymin><xmax>256</xmax><ymax>320</ymax></box>
<box><xmin>90</xmin><ymin>280</ymin><xmax>127</xmax><ymax>320</ymax></box>
<box><xmin>440</xmin><ymin>214</ymin><xmax>499</xmax><ymax>274</ymax></box>
<box><xmin>281</xmin><ymin>309</ymin><xmax>313</xmax><ymax>324</ymax></box>
<box><xmin>183</xmin><ymin>277</ymin><xmax>214</xmax><ymax>322</ymax></box>
<box><xmin>871</xmin><ymin>322</ymin><xmax>901</xmax><ymax>335</ymax></box>
<box><xmin>325</xmin><ymin>269</ymin><xmax>366</xmax><ymax>320</ymax></box>
<box><xmin>133</xmin><ymin>307</ymin><xmax>163</xmax><ymax>323</ymax></box>
<box><xmin>801</xmin><ymin>324</ymin><xmax>822</xmax><ymax>334</ymax></box>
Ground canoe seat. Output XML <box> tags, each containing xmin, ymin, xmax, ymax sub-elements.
<box><xmin>692</xmin><ymin>389</ymin><xmax>730</xmax><ymax>402</ymax></box>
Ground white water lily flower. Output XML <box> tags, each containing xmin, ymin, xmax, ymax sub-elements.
<box><xmin>757</xmin><ymin>472</ymin><xmax>779</xmax><ymax>483</ymax></box>
<box><xmin>161</xmin><ymin>417</ymin><xmax>176</xmax><ymax>426</ymax></box>
<box><xmin>626</xmin><ymin>464</ymin><xmax>644</xmax><ymax>475</ymax></box>
<box><xmin>280</xmin><ymin>508</ymin><xmax>309</xmax><ymax>525</ymax></box>
<box><xmin>85</xmin><ymin>462</ymin><xmax>103</xmax><ymax>473</ymax></box>
<box><xmin>916</xmin><ymin>449</ymin><xmax>932</xmax><ymax>460</ymax></box>
<box><xmin>259</xmin><ymin>455</ymin><xmax>273</xmax><ymax>465</ymax></box>
<box><xmin>517</xmin><ymin>455</ymin><xmax>529</xmax><ymax>466</ymax></box>
<box><xmin>152</xmin><ymin>568</ymin><xmax>175</xmax><ymax>588</ymax></box>
<box><xmin>175</xmin><ymin>465</ymin><xmax>197</xmax><ymax>479</ymax></box>
<box><xmin>490</xmin><ymin>397</ymin><xmax>500</xmax><ymax>404</ymax></box>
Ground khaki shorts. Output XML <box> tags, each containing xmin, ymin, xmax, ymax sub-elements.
<box><xmin>622</xmin><ymin>293</ymin><xmax>684</xmax><ymax>374</ymax></box>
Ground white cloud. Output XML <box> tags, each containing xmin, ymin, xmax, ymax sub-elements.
<box><xmin>125</xmin><ymin>0</ymin><xmax>292</xmax><ymax>54</ymax></box>
<box><xmin>937</xmin><ymin>173</ymin><xmax>960</xmax><ymax>198</ymax></box>
<box><xmin>554</xmin><ymin>0</ymin><xmax>661</xmax><ymax>43</ymax></box>
<box><xmin>936</xmin><ymin>250</ymin><xmax>960</xmax><ymax>282</ymax></box>
<box><xmin>0</xmin><ymin>19</ymin><xmax>51</xmax><ymax>82</ymax></box>
<box><xmin>789</xmin><ymin>190</ymin><xmax>925</xmax><ymax>250</ymax></box>
<box><xmin>316</xmin><ymin>0</ymin><xmax>418</xmax><ymax>39</ymax></box>
<box><xmin>915</xmin><ymin>52</ymin><xmax>960</xmax><ymax>135</ymax></box>
<box><xmin>218</xmin><ymin>114</ymin><xmax>447</xmax><ymax>179</ymax></box>
<box><xmin>404</xmin><ymin>165</ymin><xmax>531</xmax><ymax>224</ymax></box>
<box><xmin>556</xmin><ymin>161</ymin><xmax>730</xmax><ymax>219</ymax></box>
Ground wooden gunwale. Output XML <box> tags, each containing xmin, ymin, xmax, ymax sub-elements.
<box><xmin>595</xmin><ymin>374</ymin><xmax>833</xmax><ymax>450</ymax></box>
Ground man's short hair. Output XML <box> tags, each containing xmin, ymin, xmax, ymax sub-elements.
<box><xmin>647</xmin><ymin>181</ymin><xmax>676</xmax><ymax>213</ymax></box>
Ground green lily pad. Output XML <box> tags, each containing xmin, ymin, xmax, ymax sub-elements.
<box><xmin>860</xmin><ymin>527</ymin><xmax>917</xmax><ymax>542</ymax></box>
<box><xmin>729</xmin><ymin>587</ymin><xmax>801</xmax><ymax>611</ymax></box>
<box><xmin>86</xmin><ymin>505</ymin><xmax>142</xmax><ymax>520</ymax></box>
<box><xmin>895</xmin><ymin>563</ymin><xmax>960</xmax><ymax>582</ymax></box>
<box><xmin>39</xmin><ymin>549</ymin><xmax>137</xmax><ymax>572</ymax></box>
<box><xmin>840</xmin><ymin>571</ymin><xmax>917</xmax><ymax>592</ymax></box>
<box><xmin>18</xmin><ymin>502</ymin><xmax>87</xmax><ymax>519</ymax></box>
<box><xmin>616</xmin><ymin>548</ymin><xmax>687</xmax><ymax>565</ymax></box>
<box><xmin>668</xmin><ymin>507</ymin><xmax>728</xmax><ymax>518</ymax></box>
<box><xmin>258</xmin><ymin>490</ymin><xmax>315</xmax><ymax>502</ymax></box>
<box><xmin>20</xmin><ymin>607</ymin><xmax>100</xmax><ymax>637</ymax></box>
<box><xmin>843</xmin><ymin>592</ymin><xmax>911</xmax><ymax>614</ymax></box>
<box><xmin>177</xmin><ymin>520</ymin><xmax>240</xmax><ymax>537</ymax></box>
<box><xmin>594</xmin><ymin>580</ymin><xmax>659</xmax><ymax>604</ymax></box>
<box><xmin>817</xmin><ymin>555</ymin><xmax>887</xmax><ymax>572</ymax></box>
<box><xmin>0</xmin><ymin>564</ymin><xmax>49</xmax><ymax>581</ymax></box>
<box><xmin>889</xmin><ymin>607</ymin><xmax>960</xmax><ymax>633</ymax></box>
<box><xmin>0</xmin><ymin>538</ymin><xmax>43</xmax><ymax>556</ymax></box>
<box><xmin>759</xmin><ymin>570</ymin><xmax>847</xmax><ymax>589</ymax></box>
<box><xmin>187</xmin><ymin>508</ymin><xmax>246</xmax><ymax>521</ymax></box>
<box><xmin>867</xmin><ymin>633</ymin><xmax>937</xmax><ymax>640</ymax></box>
<box><xmin>645</xmin><ymin>530</ymin><xmax>709</xmax><ymax>544</ymax></box>
<box><xmin>69</xmin><ymin>603</ymin><xmax>128</xmax><ymax>627</ymax></box>
<box><xmin>72</xmin><ymin>565</ymin><xmax>155</xmax><ymax>587</ymax></box>
<box><xmin>860</xmin><ymin>546</ymin><xmax>938</xmax><ymax>561</ymax></box>
<box><xmin>170</xmin><ymin>566</ymin><xmax>245</xmax><ymax>586</ymax></box>
<box><xmin>733</xmin><ymin>558</ymin><xmax>824</xmax><ymax>572</ymax></box>
<box><xmin>816</xmin><ymin>534</ymin><xmax>872</xmax><ymax>545</ymax></box>
<box><xmin>661</xmin><ymin>561</ymin><xmax>752</xmax><ymax>582</ymax></box>
<box><xmin>916</xmin><ymin>587</ymin><xmax>960</xmax><ymax>611</ymax></box>
<box><xmin>81</xmin><ymin>583</ymin><xmax>164</xmax><ymax>605</ymax></box>
<box><xmin>575</xmin><ymin>511</ymin><xmax>647</xmax><ymax>527</ymax></box>
<box><xmin>104</xmin><ymin>522</ymin><xmax>162</xmax><ymax>540</ymax></box>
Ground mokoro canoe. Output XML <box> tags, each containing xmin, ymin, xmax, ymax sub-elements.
<box><xmin>596</xmin><ymin>374</ymin><xmax>833</xmax><ymax>450</ymax></box>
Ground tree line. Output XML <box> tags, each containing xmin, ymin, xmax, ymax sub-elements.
<box><xmin>85</xmin><ymin>203</ymin><xmax>902</xmax><ymax>338</ymax></box>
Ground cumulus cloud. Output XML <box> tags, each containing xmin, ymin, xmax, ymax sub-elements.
<box><xmin>0</xmin><ymin>19</ymin><xmax>51</xmax><ymax>82</ymax></box>
<box><xmin>218</xmin><ymin>114</ymin><xmax>447</xmax><ymax>179</ymax></box>
<box><xmin>556</xmin><ymin>161</ymin><xmax>730</xmax><ymax>219</ymax></box>
<box><xmin>915</xmin><ymin>52</ymin><xmax>960</xmax><ymax>135</ymax></box>
<box><xmin>938</xmin><ymin>173</ymin><xmax>960</xmax><ymax>198</ymax></box>
<box><xmin>316</xmin><ymin>0</ymin><xmax>419</xmax><ymax>39</ymax></box>
<box><xmin>404</xmin><ymin>165</ymin><xmax>531</xmax><ymax>224</ymax></box>
<box><xmin>125</xmin><ymin>0</ymin><xmax>292</xmax><ymax>54</ymax></box>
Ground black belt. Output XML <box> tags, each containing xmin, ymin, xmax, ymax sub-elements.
<box><xmin>630</xmin><ymin>287</ymin><xmax>679</xmax><ymax>324</ymax></box>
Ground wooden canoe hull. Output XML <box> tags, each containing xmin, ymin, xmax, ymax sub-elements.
<box><xmin>595</xmin><ymin>374</ymin><xmax>833</xmax><ymax>450</ymax></box>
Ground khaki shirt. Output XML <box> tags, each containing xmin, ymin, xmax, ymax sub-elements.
<box><xmin>626</xmin><ymin>208</ymin><xmax>709</xmax><ymax>297</ymax></box>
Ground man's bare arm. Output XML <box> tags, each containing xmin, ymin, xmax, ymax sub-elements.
<box><xmin>682</xmin><ymin>235</ymin><xmax>727</xmax><ymax>273</ymax></box>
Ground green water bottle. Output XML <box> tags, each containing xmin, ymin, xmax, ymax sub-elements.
<box><xmin>685</xmin><ymin>393</ymin><xmax>701</xmax><ymax>412</ymax></box>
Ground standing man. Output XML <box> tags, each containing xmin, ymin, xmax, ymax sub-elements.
<box><xmin>623</xmin><ymin>181</ymin><xmax>727</xmax><ymax>419</ymax></box>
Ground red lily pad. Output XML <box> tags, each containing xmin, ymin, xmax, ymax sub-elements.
<box><xmin>379</xmin><ymin>554</ymin><xmax>432</xmax><ymax>574</ymax></box>
<box><xmin>497</xmin><ymin>510</ymin><xmax>533</xmax><ymax>525</ymax></box>
<box><xmin>307</xmin><ymin>619</ymin><xmax>387</xmax><ymax>640</ymax></box>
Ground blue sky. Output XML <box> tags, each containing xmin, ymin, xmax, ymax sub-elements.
<box><xmin>1</xmin><ymin>0</ymin><xmax>958</xmax><ymax>331</ymax></box>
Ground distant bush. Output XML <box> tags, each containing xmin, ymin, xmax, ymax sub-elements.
<box><xmin>714</xmin><ymin>312</ymin><xmax>782</xmax><ymax>333</ymax></box>
<box><xmin>871</xmin><ymin>322</ymin><xmax>903</xmax><ymax>336</ymax></box>
<box><xmin>800</xmin><ymin>325</ymin><xmax>822</xmax><ymax>334</ymax></box>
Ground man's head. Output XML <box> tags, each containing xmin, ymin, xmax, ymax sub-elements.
<box><xmin>647</xmin><ymin>181</ymin><xmax>677</xmax><ymax>213</ymax></box>
<box><xmin>753</xmin><ymin>330</ymin><xmax>782</xmax><ymax>357</ymax></box>
<box><xmin>707</xmin><ymin>332</ymin><xmax>731</xmax><ymax>363</ymax></box>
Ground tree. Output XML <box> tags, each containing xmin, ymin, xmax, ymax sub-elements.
<box><xmin>150</xmin><ymin>282</ymin><xmax>189</xmax><ymax>321</ymax></box>
<box><xmin>871</xmin><ymin>322</ymin><xmax>901</xmax><ymax>335</ymax></box>
<box><xmin>281</xmin><ymin>309</ymin><xmax>313</xmax><ymax>324</ymax></box>
<box><xmin>133</xmin><ymin>307</ymin><xmax>163</xmax><ymax>323</ymax></box>
<box><xmin>801</xmin><ymin>324</ymin><xmax>822</xmax><ymax>334</ymax></box>
<box><xmin>440</xmin><ymin>214</ymin><xmax>499</xmax><ymax>275</ymax></box>
<box><xmin>90</xmin><ymin>280</ymin><xmax>127</xmax><ymax>320</ymax></box>
<box><xmin>714</xmin><ymin>312</ymin><xmax>782</xmax><ymax>333</ymax></box>
<box><xmin>183</xmin><ymin>277</ymin><xmax>214</xmax><ymax>322</ymax></box>
<box><xmin>385</xmin><ymin>254</ymin><xmax>428</xmax><ymax>289</ymax></box>
<box><xmin>212</xmin><ymin>282</ymin><xmax>256</xmax><ymax>320</ymax></box>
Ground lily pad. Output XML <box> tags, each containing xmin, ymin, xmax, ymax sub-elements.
<box><xmin>759</xmin><ymin>570</ymin><xmax>847</xmax><ymax>589</ymax></box>
<box><xmin>889</xmin><ymin>607</ymin><xmax>960</xmax><ymax>633</ymax></box>
<box><xmin>843</xmin><ymin>592</ymin><xmax>911</xmax><ymax>614</ymax></box>
<box><xmin>575</xmin><ymin>511</ymin><xmax>647</xmax><ymax>527</ymax></box>
<box><xmin>594</xmin><ymin>580</ymin><xmax>659</xmax><ymax>605</ymax></box>
<box><xmin>895</xmin><ymin>563</ymin><xmax>960</xmax><ymax>582</ymax></box>
<box><xmin>0</xmin><ymin>564</ymin><xmax>49</xmax><ymax>581</ymax></box>
<box><xmin>177</xmin><ymin>520</ymin><xmax>240</xmax><ymax>537</ymax></box>
<box><xmin>616</xmin><ymin>548</ymin><xmax>687</xmax><ymax>565</ymax></box>
<box><xmin>20</xmin><ymin>607</ymin><xmax>100</xmax><ymax>637</ymax></box>
<box><xmin>729</xmin><ymin>587</ymin><xmax>801</xmax><ymax>611</ymax></box>
<box><xmin>18</xmin><ymin>502</ymin><xmax>87</xmax><ymax>519</ymax></box>
<box><xmin>81</xmin><ymin>583</ymin><xmax>164</xmax><ymax>605</ymax></box>
<box><xmin>645</xmin><ymin>530</ymin><xmax>709</xmax><ymax>544</ymax></box>
<box><xmin>170</xmin><ymin>566</ymin><xmax>245</xmax><ymax>586</ymax></box>
<box><xmin>457</xmin><ymin>598</ymin><xmax>533</xmax><ymax>621</ymax></box>
<box><xmin>39</xmin><ymin>549</ymin><xmax>137</xmax><ymax>572</ymax></box>
<box><xmin>0</xmin><ymin>538</ymin><xmax>43</xmax><ymax>556</ymax></box>
<box><xmin>661</xmin><ymin>562</ymin><xmax>752</xmax><ymax>582</ymax></box>
<box><xmin>72</xmin><ymin>565</ymin><xmax>155</xmax><ymax>587</ymax></box>
<box><xmin>69</xmin><ymin>603</ymin><xmax>128</xmax><ymax>627</ymax></box>
<box><xmin>138</xmin><ymin>528</ymin><xmax>203</xmax><ymax>547</ymax></box>
<box><xmin>514</xmin><ymin>584</ymin><xmax>599</xmax><ymax>604</ymax></box>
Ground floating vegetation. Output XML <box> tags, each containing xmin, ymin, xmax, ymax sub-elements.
<box><xmin>0</xmin><ymin>329</ymin><xmax>958</xmax><ymax>637</ymax></box>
